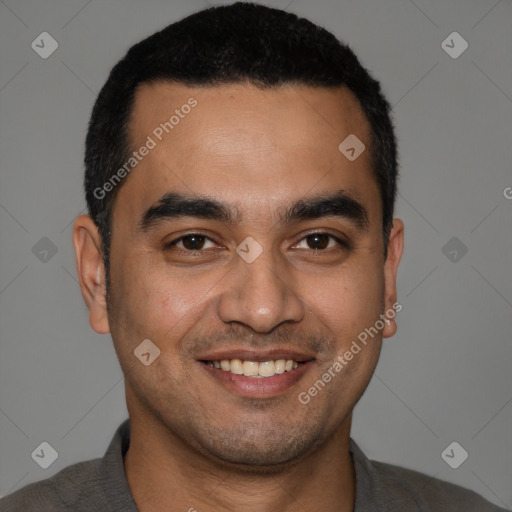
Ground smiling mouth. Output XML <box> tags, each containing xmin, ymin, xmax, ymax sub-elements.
<box><xmin>200</xmin><ymin>359</ymin><xmax>312</xmax><ymax>378</ymax></box>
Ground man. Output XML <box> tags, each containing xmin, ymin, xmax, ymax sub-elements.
<box><xmin>1</xmin><ymin>2</ymin><xmax>507</xmax><ymax>511</ymax></box>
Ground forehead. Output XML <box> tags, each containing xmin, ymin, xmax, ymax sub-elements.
<box><xmin>129</xmin><ymin>81</ymin><xmax>370</xmax><ymax>151</ymax></box>
<box><xmin>115</xmin><ymin>81</ymin><xmax>379</xmax><ymax>227</ymax></box>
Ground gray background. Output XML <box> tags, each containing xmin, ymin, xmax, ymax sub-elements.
<box><xmin>0</xmin><ymin>0</ymin><xmax>511</xmax><ymax>507</ymax></box>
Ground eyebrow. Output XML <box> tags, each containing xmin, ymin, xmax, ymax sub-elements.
<box><xmin>138</xmin><ymin>190</ymin><xmax>369</xmax><ymax>232</ymax></box>
<box><xmin>139</xmin><ymin>193</ymin><xmax>240</xmax><ymax>231</ymax></box>
<box><xmin>278</xmin><ymin>190</ymin><xmax>369</xmax><ymax>230</ymax></box>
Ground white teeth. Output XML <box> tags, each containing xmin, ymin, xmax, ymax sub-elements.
<box><xmin>258</xmin><ymin>361</ymin><xmax>275</xmax><ymax>377</ymax></box>
<box><xmin>230</xmin><ymin>359</ymin><xmax>243</xmax><ymax>375</ymax></box>
<box><xmin>207</xmin><ymin>358</ymin><xmax>303</xmax><ymax>377</ymax></box>
<box><xmin>242</xmin><ymin>361</ymin><xmax>259</xmax><ymax>376</ymax></box>
<box><xmin>274</xmin><ymin>359</ymin><xmax>286</xmax><ymax>374</ymax></box>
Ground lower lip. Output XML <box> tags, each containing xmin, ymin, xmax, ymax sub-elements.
<box><xmin>199</xmin><ymin>361</ymin><xmax>314</xmax><ymax>398</ymax></box>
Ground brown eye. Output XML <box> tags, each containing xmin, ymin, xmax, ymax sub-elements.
<box><xmin>293</xmin><ymin>232</ymin><xmax>348</xmax><ymax>251</ymax></box>
<box><xmin>168</xmin><ymin>234</ymin><xmax>216</xmax><ymax>251</ymax></box>
<box><xmin>305</xmin><ymin>233</ymin><xmax>330</xmax><ymax>250</ymax></box>
<box><xmin>182</xmin><ymin>235</ymin><xmax>206</xmax><ymax>250</ymax></box>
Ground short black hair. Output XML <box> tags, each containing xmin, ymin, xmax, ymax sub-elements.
<box><xmin>85</xmin><ymin>1</ymin><xmax>398</xmax><ymax>290</ymax></box>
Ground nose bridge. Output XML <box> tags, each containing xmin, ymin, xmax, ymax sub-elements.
<box><xmin>216</xmin><ymin>242</ymin><xmax>305</xmax><ymax>333</ymax></box>
<box><xmin>241</xmin><ymin>250</ymin><xmax>286</xmax><ymax>311</ymax></box>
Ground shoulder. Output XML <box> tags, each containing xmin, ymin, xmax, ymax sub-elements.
<box><xmin>371</xmin><ymin>459</ymin><xmax>509</xmax><ymax>512</ymax></box>
<box><xmin>0</xmin><ymin>457</ymin><xmax>102</xmax><ymax>512</ymax></box>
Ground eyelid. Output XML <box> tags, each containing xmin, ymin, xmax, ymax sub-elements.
<box><xmin>164</xmin><ymin>233</ymin><xmax>218</xmax><ymax>250</ymax></box>
<box><xmin>292</xmin><ymin>230</ymin><xmax>350</xmax><ymax>250</ymax></box>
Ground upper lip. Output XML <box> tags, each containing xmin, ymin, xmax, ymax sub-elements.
<box><xmin>197</xmin><ymin>349</ymin><xmax>316</xmax><ymax>363</ymax></box>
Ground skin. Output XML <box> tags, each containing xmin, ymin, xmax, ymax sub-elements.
<box><xmin>73</xmin><ymin>82</ymin><xmax>404</xmax><ymax>512</ymax></box>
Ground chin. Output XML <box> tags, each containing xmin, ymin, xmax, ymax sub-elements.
<box><xmin>192</xmin><ymin>420</ymin><xmax>327</xmax><ymax>471</ymax></box>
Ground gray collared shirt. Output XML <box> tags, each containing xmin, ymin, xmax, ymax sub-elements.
<box><xmin>1</xmin><ymin>419</ymin><xmax>508</xmax><ymax>511</ymax></box>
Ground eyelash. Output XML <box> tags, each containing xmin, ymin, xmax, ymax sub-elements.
<box><xmin>165</xmin><ymin>232</ymin><xmax>350</xmax><ymax>254</ymax></box>
<box><xmin>297</xmin><ymin>233</ymin><xmax>351</xmax><ymax>251</ymax></box>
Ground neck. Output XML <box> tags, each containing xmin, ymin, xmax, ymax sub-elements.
<box><xmin>124</xmin><ymin>412</ymin><xmax>356</xmax><ymax>512</ymax></box>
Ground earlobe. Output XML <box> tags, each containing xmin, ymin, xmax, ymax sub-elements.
<box><xmin>72</xmin><ymin>214</ymin><xmax>110</xmax><ymax>334</ymax></box>
<box><xmin>382</xmin><ymin>218</ymin><xmax>404</xmax><ymax>339</ymax></box>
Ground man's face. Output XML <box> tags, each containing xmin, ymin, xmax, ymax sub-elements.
<box><xmin>82</xmin><ymin>82</ymin><xmax>402</xmax><ymax>467</ymax></box>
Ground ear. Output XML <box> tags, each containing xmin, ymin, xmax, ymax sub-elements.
<box><xmin>382</xmin><ymin>218</ymin><xmax>404</xmax><ymax>339</ymax></box>
<box><xmin>72</xmin><ymin>214</ymin><xmax>110</xmax><ymax>334</ymax></box>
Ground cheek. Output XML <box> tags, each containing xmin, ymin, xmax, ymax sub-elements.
<box><xmin>306</xmin><ymin>261</ymin><xmax>385</xmax><ymax>339</ymax></box>
<box><xmin>110</xmin><ymin>252</ymin><xmax>220</xmax><ymax>344</ymax></box>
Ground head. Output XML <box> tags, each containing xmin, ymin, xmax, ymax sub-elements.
<box><xmin>74</xmin><ymin>2</ymin><xmax>403</xmax><ymax>469</ymax></box>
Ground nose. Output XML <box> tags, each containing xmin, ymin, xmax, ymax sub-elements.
<box><xmin>216</xmin><ymin>246</ymin><xmax>305</xmax><ymax>333</ymax></box>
